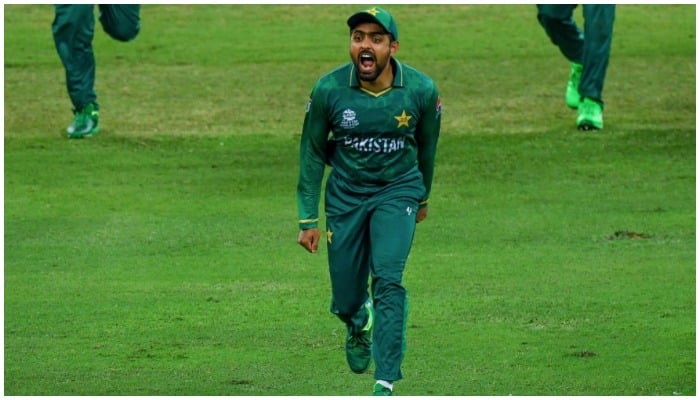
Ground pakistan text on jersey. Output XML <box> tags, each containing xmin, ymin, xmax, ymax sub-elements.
<box><xmin>344</xmin><ymin>136</ymin><xmax>406</xmax><ymax>153</ymax></box>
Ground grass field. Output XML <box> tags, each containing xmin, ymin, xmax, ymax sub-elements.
<box><xmin>4</xmin><ymin>4</ymin><xmax>696</xmax><ymax>396</ymax></box>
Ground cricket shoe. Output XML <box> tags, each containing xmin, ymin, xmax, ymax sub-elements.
<box><xmin>373</xmin><ymin>382</ymin><xmax>393</xmax><ymax>396</ymax></box>
<box><xmin>566</xmin><ymin>62</ymin><xmax>583</xmax><ymax>109</ymax></box>
<box><xmin>576</xmin><ymin>97</ymin><xmax>604</xmax><ymax>131</ymax></box>
<box><xmin>346</xmin><ymin>299</ymin><xmax>374</xmax><ymax>373</ymax></box>
<box><xmin>67</xmin><ymin>103</ymin><xmax>100</xmax><ymax>139</ymax></box>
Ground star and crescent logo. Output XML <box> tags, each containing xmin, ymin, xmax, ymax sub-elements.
<box><xmin>394</xmin><ymin>110</ymin><xmax>412</xmax><ymax>128</ymax></box>
<box><xmin>366</xmin><ymin>7</ymin><xmax>379</xmax><ymax>16</ymax></box>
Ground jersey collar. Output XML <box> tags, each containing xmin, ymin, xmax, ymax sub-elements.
<box><xmin>349</xmin><ymin>58</ymin><xmax>405</xmax><ymax>89</ymax></box>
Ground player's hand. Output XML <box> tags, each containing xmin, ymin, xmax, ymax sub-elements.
<box><xmin>298</xmin><ymin>228</ymin><xmax>320</xmax><ymax>253</ymax></box>
<box><xmin>416</xmin><ymin>206</ymin><xmax>428</xmax><ymax>223</ymax></box>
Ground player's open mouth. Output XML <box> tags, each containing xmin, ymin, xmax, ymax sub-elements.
<box><xmin>359</xmin><ymin>52</ymin><xmax>375</xmax><ymax>70</ymax></box>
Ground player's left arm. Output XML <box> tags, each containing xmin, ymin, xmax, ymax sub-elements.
<box><xmin>415</xmin><ymin>81</ymin><xmax>442</xmax><ymax>221</ymax></box>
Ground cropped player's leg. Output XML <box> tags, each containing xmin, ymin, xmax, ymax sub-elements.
<box><xmin>537</xmin><ymin>4</ymin><xmax>582</xmax><ymax>62</ymax></box>
<box><xmin>369</xmin><ymin>198</ymin><xmax>418</xmax><ymax>384</ymax></box>
<box><xmin>53</xmin><ymin>5</ymin><xmax>97</xmax><ymax>112</ymax></box>
<box><xmin>579</xmin><ymin>4</ymin><xmax>615</xmax><ymax>104</ymax></box>
<box><xmin>576</xmin><ymin>5</ymin><xmax>614</xmax><ymax>130</ymax></box>
<box><xmin>52</xmin><ymin>5</ymin><xmax>100</xmax><ymax>138</ymax></box>
<box><xmin>325</xmin><ymin>176</ymin><xmax>374</xmax><ymax>373</ymax></box>
<box><xmin>537</xmin><ymin>4</ymin><xmax>584</xmax><ymax>109</ymax></box>
<box><xmin>98</xmin><ymin>4</ymin><xmax>141</xmax><ymax>42</ymax></box>
<box><xmin>327</xmin><ymin>210</ymin><xmax>373</xmax><ymax>374</ymax></box>
<box><xmin>325</xmin><ymin>175</ymin><xmax>372</xmax><ymax>333</ymax></box>
<box><xmin>327</xmin><ymin>211</ymin><xmax>371</xmax><ymax>333</ymax></box>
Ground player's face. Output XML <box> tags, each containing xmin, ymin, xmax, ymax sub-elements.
<box><xmin>350</xmin><ymin>22</ymin><xmax>398</xmax><ymax>82</ymax></box>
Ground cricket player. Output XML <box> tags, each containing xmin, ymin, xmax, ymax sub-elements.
<box><xmin>53</xmin><ymin>5</ymin><xmax>140</xmax><ymax>139</ymax></box>
<box><xmin>296</xmin><ymin>6</ymin><xmax>441</xmax><ymax>396</ymax></box>
<box><xmin>537</xmin><ymin>4</ymin><xmax>615</xmax><ymax>130</ymax></box>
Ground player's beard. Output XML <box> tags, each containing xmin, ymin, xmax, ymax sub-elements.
<box><xmin>353</xmin><ymin>51</ymin><xmax>390</xmax><ymax>82</ymax></box>
<box><xmin>356</xmin><ymin>61</ymin><xmax>385</xmax><ymax>82</ymax></box>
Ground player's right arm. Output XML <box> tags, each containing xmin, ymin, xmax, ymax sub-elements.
<box><xmin>297</xmin><ymin>227</ymin><xmax>320</xmax><ymax>253</ymax></box>
<box><xmin>296</xmin><ymin>83</ymin><xmax>330</xmax><ymax>249</ymax></box>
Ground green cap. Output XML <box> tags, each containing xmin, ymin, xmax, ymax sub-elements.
<box><xmin>347</xmin><ymin>6</ymin><xmax>398</xmax><ymax>41</ymax></box>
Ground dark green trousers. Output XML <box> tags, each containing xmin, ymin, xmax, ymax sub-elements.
<box><xmin>325</xmin><ymin>169</ymin><xmax>425</xmax><ymax>382</ymax></box>
<box><xmin>537</xmin><ymin>4</ymin><xmax>615</xmax><ymax>105</ymax></box>
<box><xmin>52</xmin><ymin>5</ymin><xmax>140</xmax><ymax>110</ymax></box>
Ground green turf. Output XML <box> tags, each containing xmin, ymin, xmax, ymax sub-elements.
<box><xmin>4</xmin><ymin>4</ymin><xmax>695</xmax><ymax>396</ymax></box>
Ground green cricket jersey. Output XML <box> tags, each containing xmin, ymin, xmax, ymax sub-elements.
<box><xmin>297</xmin><ymin>58</ymin><xmax>442</xmax><ymax>229</ymax></box>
